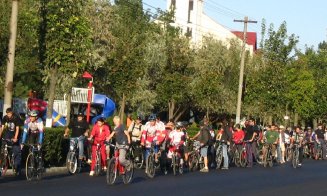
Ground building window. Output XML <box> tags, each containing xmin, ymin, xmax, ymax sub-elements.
<box><xmin>186</xmin><ymin>27</ymin><xmax>193</xmax><ymax>37</ymax></box>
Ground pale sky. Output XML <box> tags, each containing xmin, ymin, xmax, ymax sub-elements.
<box><xmin>143</xmin><ymin>0</ymin><xmax>327</xmax><ymax>50</ymax></box>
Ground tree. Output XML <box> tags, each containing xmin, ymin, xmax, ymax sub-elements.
<box><xmin>44</xmin><ymin>0</ymin><xmax>92</xmax><ymax>125</ymax></box>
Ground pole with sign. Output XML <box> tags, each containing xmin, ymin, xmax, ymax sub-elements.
<box><xmin>82</xmin><ymin>72</ymin><xmax>93</xmax><ymax>123</ymax></box>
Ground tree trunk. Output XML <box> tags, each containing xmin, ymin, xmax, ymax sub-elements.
<box><xmin>119</xmin><ymin>93</ymin><xmax>125</xmax><ymax>123</ymax></box>
<box><xmin>268</xmin><ymin>115</ymin><xmax>272</xmax><ymax>125</ymax></box>
<box><xmin>3</xmin><ymin>0</ymin><xmax>19</xmax><ymax>115</ymax></box>
<box><xmin>168</xmin><ymin>100</ymin><xmax>175</xmax><ymax>121</ymax></box>
<box><xmin>65</xmin><ymin>93</ymin><xmax>71</xmax><ymax>126</ymax></box>
<box><xmin>46</xmin><ymin>64</ymin><xmax>58</xmax><ymax>127</ymax></box>
<box><xmin>294</xmin><ymin>112</ymin><xmax>299</xmax><ymax>127</ymax></box>
<box><xmin>174</xmin><ymin>106</ymin><xmax>188</xmax><ymax>122</ymax></box>
<box><xmin>313</xmin><ymin>119</ymin><xmax>317</xmax><ymax>130</ymax></box>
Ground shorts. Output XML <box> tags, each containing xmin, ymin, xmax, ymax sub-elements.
<box><xmin>200</xmin><ymin>145</ymin><xmax>208</xmax><ymax>157</ymax></box>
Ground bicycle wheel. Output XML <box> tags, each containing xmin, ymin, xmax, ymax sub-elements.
<box><xmin>172</xmin><ymin>154</ymin><xmax>177</xmax><ymax>176</ymax></box>
<box><xmin>66</xmin><ymin>151</ymin><xmax>78</xmax><ymax>174</ymax></box>
<box><xmin>134</xmin><ymin>153</ymin><xmax>144</xmax><ymax>169</ymax></box>
<box><xmin>36</xmin><ymin>155</ymin><xmax>43</xmax><ymax>180</ymax></box>
<box><xmin>215</xmin><ymin>147</ymin><xmax>223</xmax><ymax>169</ymax></box>
<box><xmin>0</xmin><ymin>154</ymin><xmax>9</xmax><ymax>177</ymax></box>
<box><xmin>123</xmin><ymin>160</ymin><xmax>134</xmax><ymax>184</ymax></box>
<box><xmin>292</xmin><ymin>150</ymin><xmax>298</xmax><ymax>169</ymax></box>
<box><xmin>146</xmin><ymin>154</ymin><xmax>155</xmax><ymax>178</ymax></box>
<box><xmin>94</xmin><ymin>151</ymin><xmax>101</xmax><ymax>176</ymax></box>
<box><xmin>26</xmin><ymin>153</ymin><xmax>35</xmax><ymax>181</ymax></box>
<box><xmin>188</xmin><ymin>153</ymin><xmax>196</xmax><ymax>172</ymax></box>
<box><xmin>106</xmin><ymin>158</ymin><xmax>117</xmax><ymax>185</ymax></box>
<box><xmin>234</xmin><ymin>151</ymin><xmax>240</xmax><ymax>167</ymax></box>
<box><xmin>286</xmin><ymin>147</ymin><xmax>292</xmax><ymax>162</ymax></box>
<box><xmin>240</xmin><ymin>149</ymin><xmax>247</xmax><ymax>168</ymax></box>
<box><xmin>198</xmin><ymin>154</ymin><xmax>205</xmax><ymax>170</ymax></box>
<box><xmin>268</xmin><ymin>151</ymin><xmax>273</xmax><ymax>167</ymax></box>
<box><xmin>179</xmin><ymin>159</ymin><xmax>184</xmax><ymax>175</ymax></box>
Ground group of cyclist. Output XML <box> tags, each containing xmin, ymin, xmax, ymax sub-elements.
<box><xmin>1</xmin><ymin>108</ymin><xmax>327</xmax><ymax>181</ymax></box>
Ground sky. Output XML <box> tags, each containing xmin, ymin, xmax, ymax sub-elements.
<box><xmin>143</xmin><ymin>0</ymin><xmax>327</xmax><ymax>50</ymax></box>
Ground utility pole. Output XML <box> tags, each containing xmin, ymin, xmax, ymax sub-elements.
<box><xmin>3</xmin><ymin>0</ymin><xmax>19</xmax><ymax>116</ymax></box>
<box><xmin>234</xmin><ymin>16</ymin><xmax>257</xmax><ymax>124</ymax></box>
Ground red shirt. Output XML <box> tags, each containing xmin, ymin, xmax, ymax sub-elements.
<box><xmin>233</xmin><ymin>130</ymin><xmax>245</xmax><ymax>144</ymax></box>
<box><xmin>91</xmin><ymin>124</ymin><xmax>110</xmax><ymax>144</ymax></box>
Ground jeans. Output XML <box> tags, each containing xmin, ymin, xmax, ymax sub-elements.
<box><xmin>246</xmin><ymin>143</ymin><xmax>253</xmax><ymax>167</ymax></box>
<box><xmin>222</xmin><ymin>144</ymin><xmax>229</xmax><ymax>168</ymax></box>
<box><xmin>71</xmin><ymin>136</ymin><xmax>85</xmax><ymax>159</ymax></box>
<box><xmin>117</xmin><ymin>145</ymin><xmax>130</xmax><ymax>167</ymax></box>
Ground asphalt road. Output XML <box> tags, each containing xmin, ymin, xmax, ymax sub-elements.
<box><xmin>1</xmin><ymin>159</ymin><xmax>327</xmax><ymax>196</ymax></box>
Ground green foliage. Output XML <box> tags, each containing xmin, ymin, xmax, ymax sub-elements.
<box><xmin>42</xmin><ymin>127</ymin><xmax>67</xmax><ymax>166</ymax></box>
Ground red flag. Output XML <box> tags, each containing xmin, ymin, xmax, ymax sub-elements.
<box><xmin>82</xmin><ymin>71</ymin><xmax>93</xmax><ymax>79</ymax></box>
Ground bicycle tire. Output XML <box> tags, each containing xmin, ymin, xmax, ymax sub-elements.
<box><xmin>146</xmin><ymin>154</ymin><xmax>155</xmax><ymax>178</ymax></box>
<box><xmin>0</xmin><ymin>154</ymin><xmax>9</xmax><ymax>177</ymax></box>
<box><xmin>123</xmin><ymin>160</ymin><xmax>134</xmax><ymax>184</ymax></box>
<box><xmin>234</xmin><ymin>151</ymin><xmax>240</xmax><ymax>167</ymax></box>
<box><xmin>26</xmin><ymin>153</ymin><xmax>35</xmax><ymax>181</ymax></box>
<box><xmin>292</xmin><ymin>149</ymin><xmax>298</xmax><ymax>169</ymax></box>
<box><xmin>106</xmin><ymin>158</ymin><xmax>117</xmax><ymax>185</ymax></box>
<box><xmin>66</xmin><ymin>151</ymin><xmax>78</xmax><ymax>174</ymax></box>
<box><xmin>215</xmin><ymin>147</ymin><xmax>223</xmax><ymax>169</ymax></box>
<box><xmin>172</xmin><ymin>154</ymin><xmax>177</xmax><ymax>176</ymax></box>
<box><xmin>94</xmin><ymin>151</ymin><xmax>101</xmax><ymax>176</ymax></box>
<box><xmin>134</xmin><ymin>152</ymin><xmax>144</xmax><ymax>169</ymax></box>
<box><xmin>240</xmin><ymin>149</ymin><xmax>247</xmax><ymax>167</ymax></box>
<box><xmin>36</xmin><ymin>154</ymin><xmax>43</xmax><ymax>180</ymax></box>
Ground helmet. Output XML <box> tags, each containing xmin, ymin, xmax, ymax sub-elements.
<box><xmin>175</xmin><ymin>121</ymin><xmax>184</xmax><ymax>129</ymax></box>
<box><xmin>148</xmin><ymin>114</ymin><xmax>156</xmax><ymax>121</ymax></box>
<box><xmin>29</xmin><ymin>110</ymin><xmax>38</xmax><ymax>117</ymax></box>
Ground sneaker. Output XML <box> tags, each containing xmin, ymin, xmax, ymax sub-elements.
<box><xmin>298</xmin><ymin>163</ymin><xmax>302</xmax><ymax>167</ymax></box>
<box><xmin>221</xmin><ymin>167</ymin><xmax>229</xmax><ymax>170</ymax></box>
<box><xmin>87</xmin><ymin>159</ymin><xmax>92</xmax><ymax>164</ymax></box>
<box><xmin>126</xmin><ymin>164</ymin><xmax>131</xmax><ymax>172</ymax></box>
<box><xmin>200</xmin><ymin>168</ymin><xmax>209</xmax><ymax>172</ymax></box>
<box><xmin>89</xmin><ymin>171</ymin><xmax>94</xmax><ymax>176</ymax></box>
<box><xmin>103</xmin><ymin>166</ymin><xmax>107</xmax><ymax>171</ymax></box>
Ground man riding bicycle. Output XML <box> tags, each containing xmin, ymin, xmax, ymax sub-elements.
<box><xmin>21</xmin><ymin>110</ymin><xmax>44</xmax><ymax>169</ymax></box>
<box><xmin>291</xmin><ymin>126</ymin><xmax>305</xmax><ymax>166</ymax></box>
<box><xmin>0</xmin><ymin>108</ymin><xmax>22</xmax><ymax>175</ymax></box>
<box><xmin>64</xmin><ymin>113</ymin><xmax>89</xmax><ymax>161</ymax></box>
<box><xmin>262</xmin><ymin>125</ymin><xmax>279</xmax><ymax>162</ymax></box>
<box><xmin>107</xmin><ymin>116</ymin><xmax>131</xmax><ymax>170</ymax></box>
<box><xmin>314</xmin><ymin>124</ymin><xmax>326</xmax><ymax>160</ymax></box>
<box><xmin>128</xmin><ymin>116</ymin><xmax>143</xmax><ymax>161</ymax></box>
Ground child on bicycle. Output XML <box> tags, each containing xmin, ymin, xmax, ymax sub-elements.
<box><xmin>88</xmin><ymin>118</ymin><xmax>110</xmax><ymax>176</ymax></box>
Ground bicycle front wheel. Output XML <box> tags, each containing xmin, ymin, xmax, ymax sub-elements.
<box><xmin>106</xmin><ymin>158</ymin><xmax>117</xmax><ymax>185</ymax></box>
<box><xmin>292</xmin><ymin>150</ymin><xmax>299</xmax><ymax>169</ymax></box>
<box><xmin>66</xmin><ymin>151</ymin><xmax>78</xmax><ymax>174</ymax></box>
<box><xmin>26</xmin><ymin>153</ymin><xmax>35</xmax><ymax>181</ymax></box>
<box><xmin>172</xmin><ymin>154</ymin><xmax>177</xmax><ymax>176</ymax></box>
<box><xmin>123</xmin><ymin>160</ymin><xmax>134</xmax><ymax>184</ymax></box>
<box><xmin>215</xmin><ymin>147</ymin><xmax>223</xmax><ymax>169</ymax></box>
<box><xmin>146</xmin><ymin>154</ymin><xmax>155</xmax><ymax>178</ymax></box>
<box><xmin>94</xmin><ymin>151</ymin><xmax>101</xmax><ymax>176</ymax></box>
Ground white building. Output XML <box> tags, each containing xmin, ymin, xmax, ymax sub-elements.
<box><xmin>167</xmin><ymin>0</ymin><xmax>256</xmax><ymax>53</ymax></box>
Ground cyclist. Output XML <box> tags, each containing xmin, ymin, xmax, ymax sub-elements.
<box><xmin>21</xmin><ymin>110</ymin><xmax>44</xmax><ymax>148</ymax></box>
<box><xmin>262</xmin><ymin>125</ymin><xmax>279</xmax><ymax>163</ymax></box>
<box><xmin>314</xmin><ymin>124</ymin><xmax>326</xmax><ymax>160</ymax></box>
<box><xmin>88</xmin><ymin>118</ymin><xmax>110</xmax><ymax>176</ymax></box>
<box><xmin>21</xmin><ymin>110</ymin><xmax>44</xmax><ymax>170</ymax></box>
<box><xmin>232</xmin><ymin>124</ymin><xmax>245</xmax><ymax>157</ymax></box>
<box><xmin>141</xmin><ymin>115</ymin><xmax>161</xmax><ymax>167</ymax></box>
<box><xmin>64</xmin><ymin>112</ymin><xmax>89</xmax><ymax>162</ymax></box>
<box><xmin>107</xmin><ymin>116</ymin><xmax>131</xmax><ymax>171</ymax></box>
<box><xmin>244</xmin><ymin>118</ymin><xmax>257</xmax><ymax>168</ymax></box>
<box><xmin>192</xmin><ymin>118</ymin><xmax>210</xmax><ymax>172</ymax></box>
<box><xmin>216</xmin><ymin>121</ymin><xmax>232</xmax><ymax>170</ymax></box>
<box><xmin>167</xmin><ymin>122</ymin><xmax>185</xmax><ymax>167</ymax></box>
<box><xmin>291</xmin><ymin>126</ymin><xmax>305</xmax><ymax>166</ymax></box>
<box><xmin>0</xmin><ymin>108</ymin><xmax>22</xmax><ymax>175</ymax></box>
<box><xmin>128</xmin><ymin>116</ymin><xmax>143</xmax><ymax>162</ymax></box>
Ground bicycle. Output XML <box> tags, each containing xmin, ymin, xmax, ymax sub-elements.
<box><xmin>0</xmin><ymin>138</ymin><xmax>15</xmax><ymax>177</ymax></box>
<box><xmin>66</xmin><ymin>136</ymin><xmax>86</xmax><ymax>174</ymax></box>
<box><xmin>232</xmin><ymin>142</ymin><xmax>247</xmax><ymax>168</ymax></box>
<box><xmin>292</xmin><ymin>143</ymin><xmax>301</xmax><ymax>169</ymax></box>
<box><xmin>262</xmin><ymin>143</ymin><xmax>274</xmax><ymax>168</ymax></box>
<box><xmin>188</xmin><ymin>140</ymin><xmax>204</xmax><ymax>172</ymax></box>
<box><xmin>314</xmin><ymin>142</ymin><xmax>323</xmax><ymax>160</ymax></box>
<box><xmin>144</xmin><ymin>142</ymin><xmax>157</xmax><ymax>178</ymax></box>
<box><xmin>285</xmin><ymin>143</ymin><xmax>293</xmax><ymax>162</ymax></box>
<box><xmin>130</xmin><ymin>142</ymin><xmax>144</xmax><ymax>169</ymax></box>
<box><xmin>24</xmin><ymin>143</ymin><xmax>43</xmax><ymax>181</ymax></box>
<box><xmin>215</xmin><ymin>140</ymin><xmax>224</xmax><ymax>169</ymax></box>
<box><xmin>170</xmin><ymin>145</ymin><xmax>184</xmax><ymax>175</ymax></box>
<box><xmin>106</xmin><ymin>143</ymin><xmax>134</xmax><ymax>185</ymax></box>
